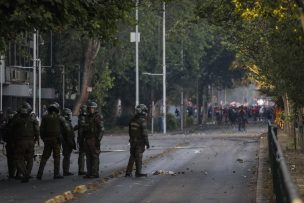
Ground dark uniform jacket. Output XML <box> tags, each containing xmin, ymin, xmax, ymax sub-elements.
<box><xmin>129</xmin><ymin>116</ymin><xmax>149</xmax><ymax>146</ymax></box>
<box><xmin>77</xmin><ymin>114</ymin><xmax>87</xmax><ymax>146</ymax></box>
<box><xmin>84</xmin><ymin>112</ymin><xmax>104</xmax><ymax>141</ymax></box>
<box><xmin>10</xmin><ymin>114</ymin><xmax>39</xmax><ymax>142</ymax></box>
<box><xmin>62</xmin><ymin>120</ymin><xmax>76</xmax><ymax>149</ymax></box>
<box><xmin>40</xmin><ymin>112</ymin><xmax>68</xmax><ymax>142</ymax></box>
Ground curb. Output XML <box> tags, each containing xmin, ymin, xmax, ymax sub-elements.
<box><xmin>256</xmin><ymin>135</ymin><xmax>266</xmax><ymax>203</ymax></box>
<box><xmin>256</xmin><ymin>133</ymin><xmax>272</xmax><ymax>203</ymax></box>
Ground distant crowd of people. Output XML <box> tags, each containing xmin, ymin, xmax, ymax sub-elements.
<box><xmin>209</xmin><ymin>104</ymin><xmax>275</xmax><ymax>131</ymax></box>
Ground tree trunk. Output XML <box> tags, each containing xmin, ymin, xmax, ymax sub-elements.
<box><xmin>73</xmin><ymin>39</ymin><xmax>100</xmax><ymax>115</ymax></box>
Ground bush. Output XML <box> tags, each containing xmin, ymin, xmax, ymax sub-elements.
<box><xmin>167</xmin><ymin>113</ymin><xmax>177</xmax><ymax>131</ymax></box>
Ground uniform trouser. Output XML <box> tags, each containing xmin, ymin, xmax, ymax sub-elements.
<box><xmin>15</xmin><ymin>140</ymin><xmax>34</xmax><ymax>178</ymax></box>
<box><xmin>37</xmin><ymin>139</ymin><xmax>61</xmax><ymax>177</ymax></box>
<box><xmin>84</xmin><ymin>137</ymin><xmax>100</xmax><ymax>176</ymax></box>
<box><xmin>62</xmin><ymin>144</ymin><xmax>73</xmax><ymax>174</ymax></box>
<box><xmin>126</xmin><ymin>144</ymin><xmax>145</xmax><ymax>174</ymax></box>
<box><xmin>78</xmin><ymin>144</ymin><xmax>86</xmax><ymax>173</ymax></box>
<box><xmin>6</xmin><ymin>143</ymin><xmax>16</xmax><ymax>178</ymax></box>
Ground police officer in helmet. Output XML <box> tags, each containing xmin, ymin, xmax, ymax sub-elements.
<box><xmin>62</xmin><ymin>108</ymin><xmax>76</xmax><ymax>176</ymax></box>
<box><xmin>77</xmin><ymin>105</ymin><xmax>87</xmax><ymax>175</ymax></box>
<box><xmin>125</xmin><ymin>104</ymin><xmax>150</xmax><ymax>177</ymax></box>
<box><xmin>3</xmin><ymin>109</ymin><xmax>17</xmax><ymax>179</ymax></box>
<box><xmin>83</xmin><ymin>101</ymin><xmax>104</xmax><ymax>178</ymax></box>
<box><xmin>10</xmin><ymin>102</ymin><xmax>39</xmax><ymax>183</ymax></box>
<box><xmin>37</xmin><ymin>102</ymin><xmax>69</xmax><ymax>180</ymax></box>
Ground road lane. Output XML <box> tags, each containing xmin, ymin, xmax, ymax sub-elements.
<box><xmin>0</xmin><ymin>135</ymin><xmax>184</xmax><ymax>203</ymax></box>
<box><xmin>74</xmin><ymin>137</ymin><xmax>259</xmax><ymax>203</ymax></box>
<box><xmin>0</xmin><ymin>126</ymin><xmax>264</xmax><ymax>203</ymax></box>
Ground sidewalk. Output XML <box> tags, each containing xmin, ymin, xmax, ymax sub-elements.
<box><xmin>256</xmin><ymin>134</ymin><xmax>273</xmax><ymax>203</ymax></box>
<box><xmin>276</xmin><ymin>130</ymin><xmax>304</xmax><ymax>198</ymax></box>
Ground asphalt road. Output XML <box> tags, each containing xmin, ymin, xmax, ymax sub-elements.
<box><xmin>0</xmin><ymin>125</ymin><xmax>265</xmax><ymax>203</ymax></box>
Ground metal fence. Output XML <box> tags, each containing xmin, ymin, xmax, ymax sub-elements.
<box><xmin>267</xmin><ymin>121</ymin><xmax>303</xmax><ymax>203</ymax></box>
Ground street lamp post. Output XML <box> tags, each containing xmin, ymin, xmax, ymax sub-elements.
<box><xmin>38</xmin><ymin>59</ymin><xmax>42</xmax><ymax>122</ymax></box>
<box><xmin>0</xmin><ymin>55</ymin><xmax>4</xmax><ymax>111</ymax></box>
<box><xmin>162</xmin><ymin>1</ymin><xmax>166</xmax><ymax>134</ymax></box>
<box><xmin>33</xmin><ymin>31</ymin><xmax>37</xmax><ymax>113</ymax></box>
<box><xmin>136</xmin><ymin>0</ymin><xmax>139</xmax><ymax>106</ymax></box>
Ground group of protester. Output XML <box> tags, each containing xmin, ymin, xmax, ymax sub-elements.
<box><xmin>210</xmin><ymin>104</ymin><xmax>275</xmax><ymax>131</ymax></box>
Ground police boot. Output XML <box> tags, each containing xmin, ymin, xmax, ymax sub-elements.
<box><xmin>135</xmin><ymin>154</ymin><xmax>146</xmax><ymax>177</ymax></box>
<box><xmin>125</xmin><ymin>173</ymin><xmax>132</xmax><ymax>177</ymax></box>
<box><xmin>36</xmin><ymin>172</ymin><xmax>43</xmax><ymax>180</ymax></box>
<box><xmin>21</xmin><ymin>177</ymin><xmax>29</xmax><ymax>183</ymax></box>
<box><xmin>135</xmin><ymin>173</ymin><xmax>147</xmax><ymax>177</ymax></box>
<box><xmin>78</xmin><ymin>171</ymin><xmax>86</xmax><ymax>176</ymax></box>
<box><xmin>54</xmin><ymin>175</ymin><xmax>64</xmax><ymax>179</ymax></box>
<box><xmin>63</xmin><ymin>172</ymin><xmax>74</xmax><ymax>176</ymax></box>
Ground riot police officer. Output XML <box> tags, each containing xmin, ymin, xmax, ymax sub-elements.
<box><xmin>77</xmin><ymin>105</ymin><xmax>87</xmax><ymax>175</ymax></box>
<box><xmin>125</xmin><ymin>104</ymin><xmax>150</xmax><ymax>177</ymax></box>
<box><xmin>83</xmin><ymin>101</ymin><xmax>104</xmax><ymax>178</ymax></box>
<box><xmin>62</xmin><ymin>108</ymin><xmax>76</xmax><ymax>176</ymax></box>
<box><xmin>3</xmin><ymin>109</ymin><xmax>17</xmax><ymax>179</ymax></box>
<box><xmin>37</xmin><ymin>102</ymin><xmax>69</xmax><ymax>180</ymax></box>
<box><xmin>0</xmin><ymin>110</ymin><xmax>6</xmax><ymax>142</ymax></box>
<box><xmin>9</xmin><ymin>102</ymin><xmax>39</xmax><ymax>183</ymax></box>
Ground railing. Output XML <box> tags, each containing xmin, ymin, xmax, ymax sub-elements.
<box><xmin>268</xmin><ymin>121</ymin><xmax>303</xmax><ymax>203</ymax></box>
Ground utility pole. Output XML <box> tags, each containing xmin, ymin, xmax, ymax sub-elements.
<box><xmin>38</xmin><ymin>59</ymin><xmax>42</xmax><ymax>122</ymax></box>
<box><xmin>135</xmin><ymin>0</ymin><xmax>139</xmax><ymax>106</ymax></box>
<box><xmin>180</xmin><ymin>43</ymin><xmax>184</xmax><ymax>131</ymax></box>
<box><xmin>162</xmin><ymin>1</ymin><xmax>166</xmax><ymax>134</ymax></box>
<box><xmin>33</xmin><ymin>31</ymin><xmax>37</xmax><ymax>113</ymax></box>
<box><xmin>0</xmin><ymin>55</ymin><xmax>4</xmax><ymax>111</ymax></box>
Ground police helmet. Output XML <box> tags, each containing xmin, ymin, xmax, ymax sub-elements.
<box><xmin>63</xmin><ymin>108</ymin><xmax>72</xmax><ymax>119</ymax></box>
<box><xmin>135</xmin><ymin>104</ymin><xmax>148</xmax><ymax>116</ymax></box>
<box><xmin>19</xmin><ymin>102</ymin><xmax>32</xmax><ymax>114</ymax></box>
<box><xmin>48</xmin><ymin>102</ymin><xmax>60</xmax><ymax>113</ymax></box>
<box><xmin>87</xmin><ymin>101</ymin><xmax>98</xmax><ymax>108</ymax></box>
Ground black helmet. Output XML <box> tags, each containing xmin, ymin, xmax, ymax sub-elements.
<box><xmin>51</xmin><ymin>102</ymin><xmax>60</xmax><ymax>109</ymax></box>
<box><xmin>87</xmin><ymin>101</ymin><xmax>98</xmax><ymax>108</ymax></box>
<box><xmin>135</xmin><ymin>104</ymin><xmax>148</xmax><ymax>116</ymax></box>
<box><xmin>48</xmin><ymin>102</ymin><xmax>60</xmax><ymax>113</ymax></box>
<box><xmin>63</xmin><ymin>108</ymin><xmax>72</xmax><ymax>119</ymax></box>
<box><xmin>19</xmin><ymin>102</ymin><xmax>32</xmax><ymax>114</ymax></box>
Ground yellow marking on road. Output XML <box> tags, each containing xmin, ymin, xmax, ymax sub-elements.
<box><xmin>54</xmin><ymin>195</ymin><xmax>65</xmax><ymax>203</ymax></box>
<box><xmin>292</xmin><ymin>198</ymin><xmax>303</xmax><ymax>203</ymax></box>
<box><xmin>63</xmin><ymin>191</ymin><xmax>74</xmax><ymax>200</ymax></box>
<box><xmin>73</xmin><ymin>185</ymin><xmax>87</xmax><ymax>194</ymax></box>
<box><xmin>44</xmin><ymin>199</ymin><xmax>56</xmax><ymax>203</ymax></box>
